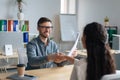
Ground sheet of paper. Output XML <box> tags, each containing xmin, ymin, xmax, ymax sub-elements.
<box><xmin>68</xmin><ymin>32</ymin><xmax>80</xmax><ymax>56</ymax></box>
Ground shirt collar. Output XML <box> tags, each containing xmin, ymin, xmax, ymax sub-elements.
<box><xmin>37</xmin><ymin>36</ymin><xmax>50</xmax><ymax>45</ymax></box>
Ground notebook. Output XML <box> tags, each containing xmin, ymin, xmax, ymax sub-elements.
<box><xmin>7</xmin><ymin>73</ymin><xmax>38</xmax><ymax>80</ymax></box>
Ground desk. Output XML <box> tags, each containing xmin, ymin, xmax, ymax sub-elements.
<box><xmin>66</xmin><ymin>49</ymin><xmax>116</xmax><ymax>57</ymax></box>
<box><xmin>0</xmin><ymin>54</ymin><xmax>18</xmax><ymax>59</ymax></box>
<box><xmin>0</xmin><ymin>65</ymin><xmax>74</xmax><ymax>80</ymax></box>
<box><xmin>66</xmin><ymin>50</ymin><xmax>87</xmax><ymax>56</ymax></box>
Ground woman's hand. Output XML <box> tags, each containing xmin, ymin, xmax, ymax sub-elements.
<box><xmin>71</xmin><ymin>49</ymin><xmax>78</xmax><ymax>58</ymax></box>
<box><xmin>54</xmin><ymin>53</ymin><xmax>66</xmax><ymax>63</ymax></box>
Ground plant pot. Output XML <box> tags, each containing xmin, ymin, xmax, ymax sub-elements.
<box><xmin>17</xmin><ymin>12</ymin><xmax>24</xmax><ymax>20</ymax></box>
<box><xmin>104</xmin><ymin>21</ymin><xmax>109</xmax><ymax>26</ymax></box>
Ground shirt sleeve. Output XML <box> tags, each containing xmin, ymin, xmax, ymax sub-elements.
<box><xmin>70</xmin><ymin>59</ymin><xmax>87</xmax><ymax>80</ymax></box>
<box><xmin>26</xmin><ymin>42</ymin><xmax>48</xmax><ymax>67</ymax></box>
<box><xmin>52</xmin><ymin>40</ymin><xmax>59</xmax><ymax>53</ymax></box>
<box><xmin>70</xmin><ymin>59</ymin><xmax>79</xmax><ymax>80</ymax></box>
<box><xmin>70</xmin><ymin>66</ymin><xmax>78</xmax><ymax>80</ymax></box>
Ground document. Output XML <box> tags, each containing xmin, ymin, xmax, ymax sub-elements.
<box><xmin>68</xmin><ymin>32</ymin><xmax>80</xmax><ymax>56</ymax></box>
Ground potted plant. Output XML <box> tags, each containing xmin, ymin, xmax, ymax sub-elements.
<box><xmin>17</xmin><ymin>0</ymin><xmax>23</xmax><ymax>13</ymax></box>
<box><xmin>17</xmin><ymin>0</ymin><xmax>24</xmax><ymax>20</ymax></box>
<box><xmin>104</xmin><ymin>16</ymin><xmax>109</xmax><ymax>27</ymax></box>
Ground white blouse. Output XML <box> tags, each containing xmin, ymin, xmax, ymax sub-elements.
<box><xmin>70</xmin><ymin>58</ymin><xmax>87</xmax><ymax>80</ymax></box>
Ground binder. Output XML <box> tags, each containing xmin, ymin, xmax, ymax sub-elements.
<box><xmin>8</xmin><ymin>20</ymin><xmax>13</xmax><ymax>32</ymax></box>
<box><xmin>13</xmin><ymin>20</ymin><xmax>18</xmax><ymax>31</ymax></box>
<box><xmin>4</xmin><ymin>20</ymin><xmax>7</xmax><ymax>31</ymax></box>
<box><xmin>23</xmin><ymin>32</ymin><xmax>29</xmax><ymax>43</ymax></box>
<box><xmin>0</xmin><ymin>20</ymin><xmax>3</xmax><ymax>31</ymax></box>
<box><xmin>25</xmin><ymin>21</ymin><xmax>29</xmax><ymax>31</ymax></box>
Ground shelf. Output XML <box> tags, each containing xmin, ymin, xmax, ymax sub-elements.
<box><xmin>0</xmin><ymin>19</ymin><xmax>29</xmax><ymax>70</ymax></box>
<box><xmin>0</xmin><ymin>52</ymin><xmax>18</xmax><ymax>69</ymax></box>
<box><xmin>0</xmin><ymin>19</ymin><xmax>29</xmax><ymax>32</ymax></box>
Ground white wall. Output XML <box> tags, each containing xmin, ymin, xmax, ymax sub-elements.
<box><xmin>78</xmin><ymin>0</ymin><xmax>120</xmax><ymax>34</ymax></box>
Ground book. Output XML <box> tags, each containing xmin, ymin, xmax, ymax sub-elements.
<box><xmin>13</xmin><ymin>20</ymin><xmax>18</xmax><ymax>31</ymax></box>
<box><xmin>19</xmin><ymin>20</ymin><xmax>25</xmax><ymax>31</ymax></box>
<box><xmin>0</xmin><ymin>20</ymin><xmax>5</xmax><ymax>31</ymax></box>
<box><xmin>0</xmin><ymin>20</ymin><xmax>2</xmax><ymax>31</ymax></box>
<box><xmin>25</xmin><ymin>21</ymin><xmax>29</xmax><ymax>31</ymax></box>
<box><xmin>23</xmin><ymin>32</ymin><xmax>29</xmax><ymax>43</ymax></box>
<box><xmin>8</xmin><ymin>20</ymin><xmax>13</xmax><ymax>32</ymax></box>
<box><xmin>3</xmin><ymin>20</ymin><xmax>7</xmax><ymax>31</ymax></box>
<box><xmin>7</xmin><ymin>73</ymin><xmax>38</xmax><ymax>80</ymax></box>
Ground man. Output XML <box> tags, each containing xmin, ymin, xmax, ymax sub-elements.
<box><xmin>26</xmin><ymin>17</ymin><xmax>64</xmax><ymax>70</ymax></box>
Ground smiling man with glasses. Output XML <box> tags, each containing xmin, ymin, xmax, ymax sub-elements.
<box><xmin>26</xmin><ymin>17</ymin><xmax>65</xmax><ymax>70</ymax></box>
<box><xmin>40</xmin><ymin>26</ymin><xmax>53</xmax><ymax>29</ymax></box>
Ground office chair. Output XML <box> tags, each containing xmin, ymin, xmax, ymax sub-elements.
<box><xmin>101</xmin><ymin>70</ymin><xmax>120</xmax><ymax>80</ymax></box>
<box><xmin>113</xmin><ymin>53</ymin><xmax>120</xmax><ymax>70</ymax></box>
<box><xmin>17</xmin><ymin>48</ymin><xmax>28</xmax><ymax>67</ymax></box>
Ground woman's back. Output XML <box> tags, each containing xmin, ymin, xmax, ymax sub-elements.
<box><xmin>83</xmin><ymin>22</ymin><xmax>116</xmax><ymax>80</ymax></box>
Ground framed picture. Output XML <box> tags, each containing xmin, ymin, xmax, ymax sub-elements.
<box><xmin>4</xmin><ymin>44</ymin><xmax>13</xmax><ymax>56</ymax></box>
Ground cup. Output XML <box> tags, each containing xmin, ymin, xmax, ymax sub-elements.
<box><xmin>17</xmin><ymin>64</ymin><xmax>25</xmax><ymax>77</ymax></box>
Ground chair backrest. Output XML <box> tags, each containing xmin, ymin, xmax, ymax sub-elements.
<box><xmin>113</xmin><ymin>53</ymin><xmax>120</xmax><ymax>70</ymax></box>
<box><xmin>17</xmin><ymin>48</ymin><xmax>28</xmax><ymax>67</ymax></box>
<box><xmin>101</xmin><ymin>70</ymin><xmax>120</xmax><ymax>80</ymax></box>
<box><xmin>0</xmin><ymin>57</ymin><xmax>8</xmax><ymax>72</ymax></box>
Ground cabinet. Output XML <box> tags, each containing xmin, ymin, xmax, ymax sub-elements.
<box><xmin>0</xmin><ymin>19</ymin><xmax>29</xmax><ymax>69</ymax></box>
<box><xmin>0</xmin><ymin>52</ymin><xmax>18</xmax><ymax>71</ymax></box>
<box><xmin>105</xmin><ymin>26</ymin><xmax>117</xmax><ymax>48</ymax></box>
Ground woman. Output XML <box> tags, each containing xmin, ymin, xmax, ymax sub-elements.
<box><xmin>65</xmin><ymin>22</ymin><xmax>116</xmax><ymax>80</ymax></box>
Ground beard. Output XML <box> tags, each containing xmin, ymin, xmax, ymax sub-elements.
<box><xmin>40</xmin><ymin>32</ymin><xmax>49</xmax><ymax>38</ymax></box>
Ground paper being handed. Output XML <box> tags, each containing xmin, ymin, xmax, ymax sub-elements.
<box><xmin>68</xmin><ymin>33</ymin><xmax>80</xmax><ymax>56</ymax></box>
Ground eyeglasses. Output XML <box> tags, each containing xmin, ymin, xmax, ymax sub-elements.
<box><xmin>39</xmin><ymin>26</ymin><xmax>53</xmax><ymax>29</ymax></box>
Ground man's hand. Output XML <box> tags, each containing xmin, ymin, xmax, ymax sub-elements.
<box><xmin>47</xmin><ymin>53</ymin><xmax>66</xmax><ymax>63</ymax></box>
<box><xmin>54</xmin><ymin>53</ymin><xmax>66</xmax><ymax>63</ymax></box>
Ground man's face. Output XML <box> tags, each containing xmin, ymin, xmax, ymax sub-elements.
<box><xmin>38</xmin><ymin>22</ymin><xmax>53</xmax><ymax>38</ymax></box>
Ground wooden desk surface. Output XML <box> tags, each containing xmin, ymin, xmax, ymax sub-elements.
<box><xmin>0</xmin><ymin>65</ymin><xmax>74</xmax><ymax>80</ymax></box>
<box><xmin>67</xmin><ymin>49</ymin><xmax>116</xmax><ymax>56</ymax></box>
<box><xmin>0</xmin><ymin>52</ymin><xmax>18</xmax><ymax>59</ymax></box>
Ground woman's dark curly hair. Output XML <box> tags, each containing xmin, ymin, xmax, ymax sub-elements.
<box><xmin>83</xmin><ymin>22</ymin><xmax>116</xmax><ymax>80</ymax></box>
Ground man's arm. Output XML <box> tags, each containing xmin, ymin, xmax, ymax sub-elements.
<box><xmin>26</xmin><ymin>41</ymin><xmax>59</xmax><ymax>67</ymax></box>
<box><xmin>26</xmin><ymin>42</ymin><xmax>49</xmax><ymax>67</ymax></box>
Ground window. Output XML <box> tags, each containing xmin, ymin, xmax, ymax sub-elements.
<box><xmin>60</xmin><ymin>0</ymin><xmax>77</xmax><ymax>14</ymax></box>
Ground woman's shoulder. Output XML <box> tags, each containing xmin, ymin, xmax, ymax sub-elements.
<box><xmin>72</xmin><ymin>58</ymin><xmax>87</xmax><ymax>80</ymax></box>
<box><xmin>74</xmin><ymin>58</ymin><xmax>87</xmax><ymax>66</ymax></box>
